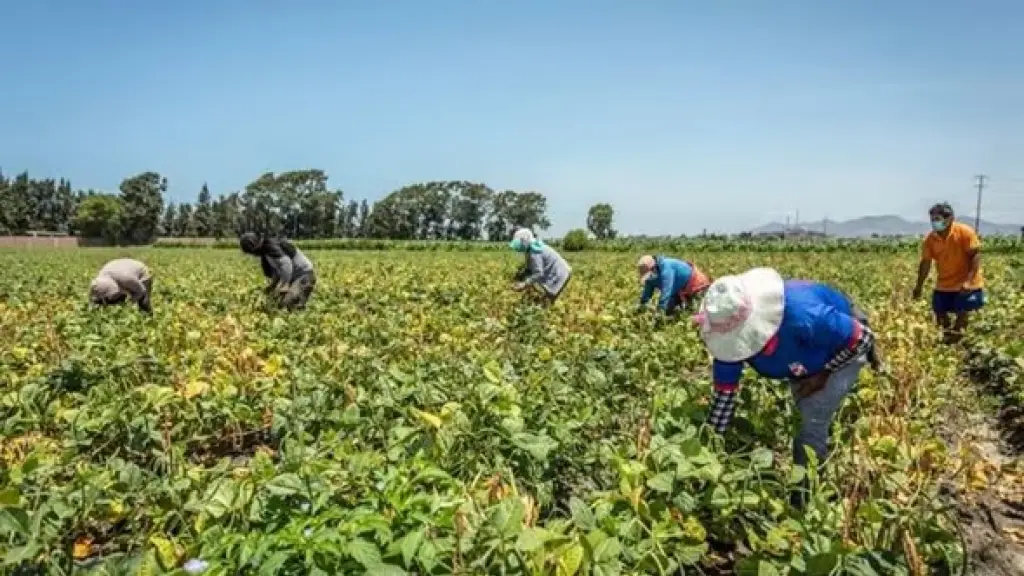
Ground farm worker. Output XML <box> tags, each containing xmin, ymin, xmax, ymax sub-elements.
<box><xmin>239</xmin><ymin>232</ymin><xmax>317</xmax><ymax>310</ymax></box>
<box><xmin>636</xmin><ymin>255</ymin><xmax>712</xmax><ymax>316</ymax></box>
<box><xmin>911</xmin><ymin>202</ymin><xmax>985</xmax><ymax>344</ymax></box>
<box><xmin>693</xmin><ymin>267</ymin><xmax>876</xmax><ymax>507</ymax></box>
<box><xmin>88</xmin><ymin>258</ymin><xmax>154</xmax><ymax>315</ymax></box>
<box><xmin>509</xmin><ymin>228</ymin><xmax>572</xmax><ymax>306</ymax></box>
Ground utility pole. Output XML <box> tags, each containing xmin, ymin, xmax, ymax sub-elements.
<box><xmin>974</xmin><ymin>174</ymin><xmax>986</xmax><ymax>233</ymax></box>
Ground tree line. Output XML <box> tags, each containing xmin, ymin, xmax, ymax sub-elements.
<box><xmin>0</xmin><ymin>169</ymin><xmax>619</xmax><ymax>243</ymax></box>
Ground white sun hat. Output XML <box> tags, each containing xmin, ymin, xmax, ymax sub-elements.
<box><xmin>693</xmin><ymin>267</ymin><xmax>786</xmax><ymax>362</ymax></box>
<box><xmin>636</xmin><ymin>255</ymin><xmax>656</xmax><ymax>285</ymax></box>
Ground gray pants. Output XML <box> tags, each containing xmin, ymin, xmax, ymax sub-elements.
<box><xmin>280</xmin><ymin>271</ymin><xmax>316</xmax><ymax>310</ymax></box>
<box><xmin>790</xmin><ymin>354</ymin><xmax>866</xmax><ymax>467</ymax></box>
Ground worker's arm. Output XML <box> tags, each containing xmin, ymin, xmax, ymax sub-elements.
<box><xmin>655</xmin><ymin>268</ymin><xmax>677</xmax><ymax>312</ymax></box>
<box><xmin>913</xmin><ymin>242</ymin><xmax>933</xmax><ymax>297</ymax></box>
<box><xmin>638</xmin><ymin>276</ymin><xmax>656</xmax><ymax>307</ymax></box>
<box><xmin>962</xmin><ymin>228</ymin><xmax>982</xmax><ymax>289</ymax></box>
<box><xmin>707</xmin><ymin>360</ymin><xmax>744</xmax><ymax>434</ymax></box>
<box><xmin>524</xmin><ymin>251</ymin><xmax>545</xmax><ymax>285</ymax></box>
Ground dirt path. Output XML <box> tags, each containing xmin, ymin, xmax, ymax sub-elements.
<box><xmin>942</xmin><ymin>410</ymin><xmax>1024</xmax><ymax>576</ymax></box>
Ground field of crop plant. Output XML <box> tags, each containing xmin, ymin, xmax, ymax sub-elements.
<box><xmin>1</xmin><ymin>247</ymin><xmax>1022</xmax><ymax>575</ymax></box>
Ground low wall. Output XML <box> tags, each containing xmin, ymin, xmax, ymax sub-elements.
<box><xmin>0</xmin><ymin>236</ymin><xmax>84</xmax><ymax>248</ymax></box>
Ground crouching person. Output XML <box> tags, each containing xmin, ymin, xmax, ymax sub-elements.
<box><xmin>693</xmin><ymin>268</ymin><xmax>875</xmax><ymax>508</ymax></box>
<box><xmin>636</xmin><ymin>254</ymin><xmax>713</xmax><ymax>317</ymax></box>
<box><xmin>89</xmin><ymin>258</ymin><xmax>154</xmax><ymax>314</ymax></box>
<box><xmin>509</xmin><ymin>228</ymin><xmax>572</xmax><ymax>307</ymax></box>
<box><xmin>239</xmin><ymin>233</ymin><xmax>317</xmax><ymax>310</ymax></box>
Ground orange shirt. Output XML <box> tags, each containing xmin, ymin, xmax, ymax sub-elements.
<box><xmin>921</xmin><ymin>221</ymin><xmax>984</xmax><ymax>291</ymax></box>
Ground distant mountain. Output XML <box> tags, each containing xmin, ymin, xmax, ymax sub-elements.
<box><xmin>750</xmin><ymin>215</ymin><xmax>1022</xmax><ymax>238</ymax></box>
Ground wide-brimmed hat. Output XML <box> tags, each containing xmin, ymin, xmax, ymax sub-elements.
<box><xmin>693</xmin><ymin>267</ymin><xmax>785</xmax><ymax>362</ymax></box>
<box><xmin>637</xmin><ymin>255</ymin><xmax>656</xmax><ymax>285</ymax></box>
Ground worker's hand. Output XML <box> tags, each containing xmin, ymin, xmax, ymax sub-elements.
<box><xmin>511</xmin><ymin>282</ymin><xmax>527</xmax><ymax>292</ymax></box>
<box><xmin>959</xmin><ymin>281</ymin><xmax>974</xmax><ymax>293</ymax></box>
<box><xmin>911</xmin><ymin>286</ymin><xmax>923</xmax><ymax>300</ymax></box>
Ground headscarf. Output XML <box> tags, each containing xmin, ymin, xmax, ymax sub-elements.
<box><xmin>509</xmin><ymin>228</ymin><xmax>544</xmax><ymax>253</ymax></box>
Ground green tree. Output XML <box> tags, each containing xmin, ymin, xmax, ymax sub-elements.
<box><xmin>72</xmin><ymin>194</ymin><xmax>122</xmax><ymax>243</ymax></box>
<box><xmin>562</xmin><ymin>228</ymin><xmax>589</xmax><ymax>251</ymax></box>
<box><xmin>487</xmin><ymin>190</ymin><xmax>550</xmax><ymax>240</ymax></box>
<box><xmin>194</xmin><ymin>183</ymin><xmax>214</xmax><ymax>236</ymax></box>
<box><xmin>357</xmin><ymin>200</ymin><xmax>370</xmax><ymax>238</ymax></box>
<box><xmin>450</xmin><ymin>182</ymin><xmax>492</xmax><ymax>240</ymax></box>
<box><xmin>119</xmin><ymin>172</ymin><xmax>166</xmax><ymax>244</ymax></box>
<box><xmin>340</xmin><ymin>200</ymin><xmax>359</xmax><ymax>237</ymax></box>
<box><xmin>586</xmin><ymin>203</ymin><xmax>617</xmax><ymax>239</ymax></box>
<box><xmin>175</xmin><ymin>203</ymin><xmax>196</xmax><ymax>236</ymax></box>
<box><xmin>160</xmin><ymin>203</ymin><xmax>177</xmax><ymax>237</ymax></box>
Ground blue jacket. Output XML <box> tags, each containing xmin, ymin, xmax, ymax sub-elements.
<box><xmin>639</xmin><ymin>256</ymin><xmax>693</xmax><ymax>311</ymax></box>
<box><xmin>712</xmin><ymin>280</ymin><xmax>862</xmax><ymax>389</ymax></box>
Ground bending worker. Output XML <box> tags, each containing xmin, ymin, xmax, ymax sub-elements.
<box><xmin>636</xmin><ymin>254</ymin><xmax>712</xmax><ymax>316</ymax></box>
<box><xmin>239</xmin><ymin>232</ymin><xmax>317</xmax><ymax>310</ymax></box>
<box><xmin>89</xmin><ymin>258</ymin><xmax>154</xmax><ymax>315</ymax></box>
<box><xmin>509</xmin><ymin>228</ymin><xmax>572</xmax><ymax>306</ymax></box>
<box><xmin>693</xmin><ymin>267</ymin><xmax>876</xmax><ymax>508</ymax></box>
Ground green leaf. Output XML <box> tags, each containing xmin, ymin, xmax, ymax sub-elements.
<box><xmin>709</xmin><ymin>485</ymin><xmax>731</xmax><ymax>509</ymax></box>
<box><xmin>397</xmin><ymin>530</ymin><xmax>423</xmax><ymax>566</ymax></box>
<box><xmin>557</xmin><ymin>543</ymin><xmax>585</xmax><ymax>576</ymax></box>
<box><xmin>0</xmin><ymin>488</ymin><xmax>20</xmax><ymax>507</ymax></box>
<box><xmin>0</xmin><ymin>509</ymin><xmax>30</xmax><ymax>537</ymax></box>
<box><xmin>389</xmin><ymin>366</ymin><xmax>414</xmax><ymax>384</ymax></box>
<box><xmin>259</xmin><ymin>551</ymin><xmax>290</xmax><ymax>576</ymax></box>
<box><xmin>203</xmin><ymin>479</ymin><xmax>238</xmax><ymax>519</ymax></box>
<box><xmin>789</xmin><ymin>465</ymin><xmax>807</xmax><ymax>485</ymax></box>
<box><xmin>348</xmin><ymin>537</ymin><xmax>382</xmax><ymax>568</ymax></box>
<box><xmin>512</xmin><ymin>432</ymin><xmax>558</xmax><ymax>461</ymax></box>
<box><xmin>592</xmin><ymin>536</ymin><xmax>621</xmax><ymax>563</ymax></box>
<box><xmin>646</xmin><ymin>472</ymin><xmax>675</xmax><ymax>493</ymax></box>
<box><xmin>750</xmin><ymin>447</ymin><xmax>774</xmax><ymax>469</ymax></box>
<box><xmin>483</xmin><ymin>361</ymin><xmax>502</xmax><ymax>383</ymax></box>
<box><xmin>805</xmin><ymin>552</ymin><xmax>840</xmax><ymax>574</ymax></box>
<box><xmin>516</xmin><ymin>527</ymin><xmax>549</xmax><ymax>552</ymax></box>
<box><xmin>489</xmin><ymin>498</ymin><xmax>525</xmax><ymax>538</ymax></box>
<box><xmin>149</xmin><ymin>536</ymin><xmax>178</xmax><ymax>570</ymax></box>
<box><xmin>3</xmin><ymin>544</ymin><xmax>39</xmax><ymax>566</ymax></box>
<box><xmin>568</xmin><ymin>497</ymin><xmax>596</xmax><ymax>530</ymax></box>
<box><xmin>265</xmin><ymin>473</ymin><xmax>304</xmax><ymax>496</ymax></box>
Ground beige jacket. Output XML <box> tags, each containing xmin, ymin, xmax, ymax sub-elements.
<box><xmin>90</xmin><ymin>259</ymin><xmax>152</xmax><ymax>303</ymax></box>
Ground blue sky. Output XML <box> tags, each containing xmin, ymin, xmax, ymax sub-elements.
<box><xmin>2</xmin><ymin>1</ymin><xmax>1023</xmax><ymax>235</ymax></box>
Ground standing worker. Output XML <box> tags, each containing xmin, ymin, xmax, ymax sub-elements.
<box><xmin>239</xmin><ymin>233</ymin><xmax>317</xmax><ymax>310</ymax></box>
<box><xmin>89</xmin><ymin>258</ymin><xmax>154</xmax><ymax>315</ymax></box>
<box><xmin>509</xmin><ymin>228</ymin><xmax>572</xmax><ymax>306</ymax></box>
<box><xmin>636</xmin><ymin>255</ymin><xmax>712</xmax><ymax>317</ymax></box>
<box><xmin>692</xmin><ymin>268</ymin><xmax>876</xmax><ymax>507</ymax></box>
<box><xmin>911</xmin><ymin>202</ymin><xmax>985</xmax><ymax>343</ymax></box>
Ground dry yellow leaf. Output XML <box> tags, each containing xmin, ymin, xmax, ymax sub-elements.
<box><xmin>72</xmin><ymin>537</ymin><xmax>93</xmax><ymax>560</ymax></box>
<box><xmin>411</xmin><ymin>408</ymin><xmax>442</xmax><ymax>429</ymax></box>
<box><xmin>183</xmin><ymin>379</ymin><xmax>209</xmax><ymax>400</ymax></box>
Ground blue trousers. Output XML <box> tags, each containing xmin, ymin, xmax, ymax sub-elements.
<box><xmin>790</xmin><ymin>354</ymin><xmax>866</xmax><ymax>468</ymax></box>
